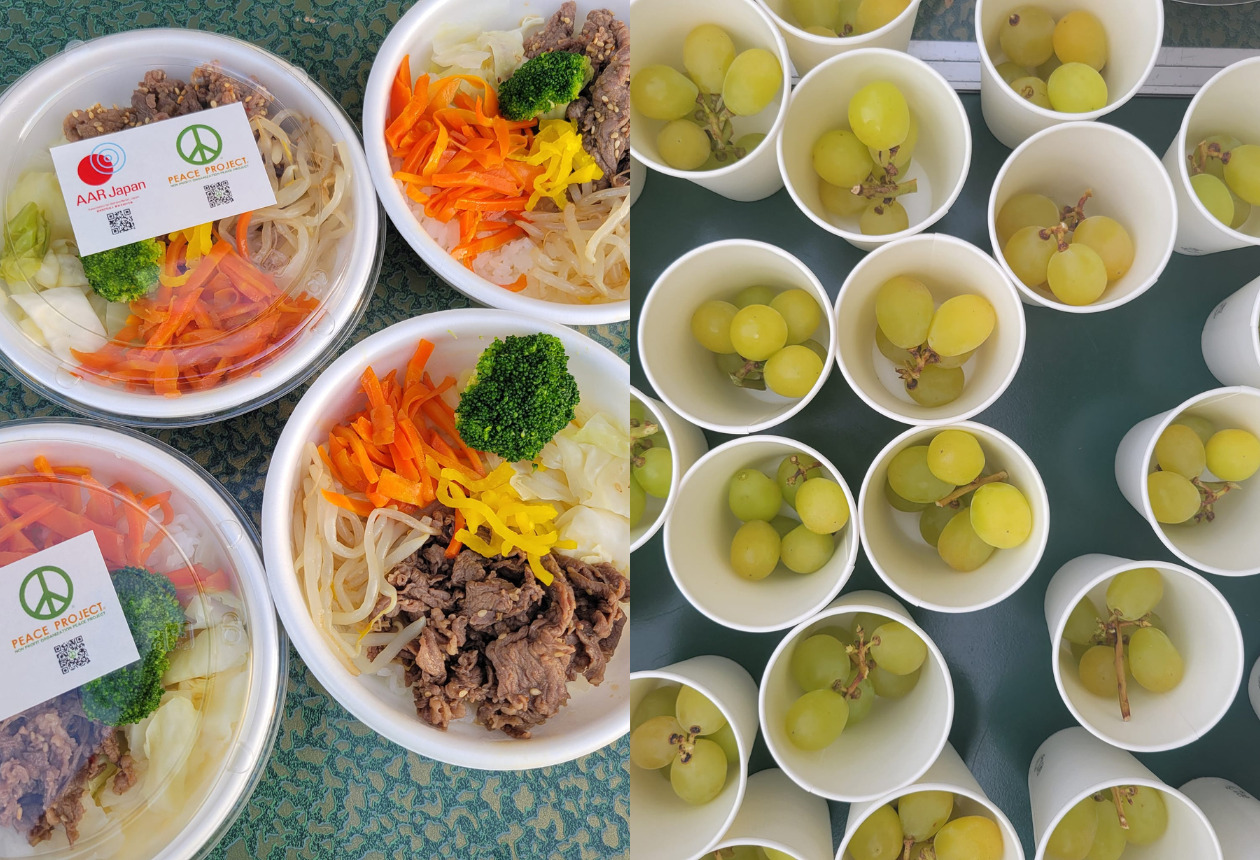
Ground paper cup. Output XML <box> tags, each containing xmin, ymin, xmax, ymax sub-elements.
<box><xmin>632</xmin><ymin>386</ymin><xmax>710</xmax><ymax>553</ymax></box>
<box><xmin>1028</xmin><ymin>728</ymin><xmax>1222</xmax><ymax>860</ymax></box>
<box><xmin>757</xmin><ymin>0</ymin><xmax>922</xmax><ymax>74</ymax></box>
<box><xmin>859</xmin><ymin>422</ymin><xmax>1049</xmax><ymax>612</ymax></box>
<box><xmin>630</xmin><ymin>154</ymin><xmax>647</xmax><ymax>208</ymax></box>
<box><xmin>760</xmin><ymin>590</ymin><xmax>953</xmax><ymax>802</ymax></box>
<box><xmin>1114</xmin><ymin>386</ymin><xmax>1260</xmax><ymax>576</ymax></box>
<box><xmin>1181</xmin><ymin>778</ymin><xmax>1260</xmax><ymax>860</ymax></box>
<box><xmin>1162</xmin><ymin>57</ymin><xmax>1260</xmax><ymax>255</ymax></box>
<box><xmin>778</xmin><ymin>48</ymin><xmax>971</xmax><ymax>252</ymax></box>
<box><xmin>1202</xmin><ymin>275</ymin><xmax>1260</xmax><ymax>388</ymax></box>
<box><xmin>834</xmin><ymin>234</ymin><xmax>1026</xmax><ymax>425</ymax></box>
<box><xmin>1250</xmin><ymin>655</ymin><xmax>1260</xmax><ymax>721</ymax></box>
<box><xmin>639</xmin><ymin>239</ymin><xmax>837</xmax><ymax>435</ymax></box>
<box><xmin>988</xmin><ymin>122</ymin><xmax>1177</xmax><ymax>312</ymax></box>
<box><xmin>1044</xmin><ymin>554</ymin><xmax>1244</xmax><ymax>752</ymax></box>
<box><xmin>664</xmin><ymin>436</ymin><xmax>859</xmax><ymax>632</ymax></box>
<box><xmin>709</xmin><ymin>769</ymin><xmax>833</xmax><ymax>860</ymax></box>
<box><xmin>629</xmin><ymin>0</ymin><xmax>791</xmax><ymax>202</ymax></box>
<box><xmin>631</xmin><ymin>656</ymin><xmax>760</xmax><ymax>860</ymax></box>
<box><xmin>838</xmin><ymin>744</ymin><xmax>1024</xmax><ymax>860</ymax></box>
<box><xmin>975</xmin><ymin>0</ymin><xmax>1164</xmax><ymax>149</ymax></box>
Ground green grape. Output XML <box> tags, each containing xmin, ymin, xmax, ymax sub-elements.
<box><xmin>908</xmin><ymin>365</ymin><xmax>965</xmax><ymax>408</ymax></box>
<box><xmin>795</xmin><ymin>477</ymin><xmax>850</xmax><ymax>534</ymax></box>
<box><xmin>1077</xmin><ymin>644</ymin><xmax>1123</xmax><ymax>698</ymax></box>
<box><xmin>765</xmin><ymin>345</ymin><xmax>824</xmax><ymax>397</ymax></box>
<box><xmin>870</xmin><ymin>663</ymin><xmax>920</xmax><ymax>698</ymax></box>
<box><xmin>1229</xmin><ymin>191</ymin><xmax>1252</xmax><ymax>229</ymax></box>
<box><xmin>723</xmin><ymin>49</ymin><xmax>783</xmax><ymax>117</ymax></box>
<box><xmin>691</xmin><ymin>299</ymin><xmax>738</xmax><ymax>354</ymax></box>
<box><xmin>770</xmin><ymin>289</ymin><xmax>823</xmax><ymax>344</ymax></box>
<box><xmin>1048</xmin><ymin>243</ymin><xmax>1109</xmax><ymax>306</ymax></box>
<box><xmin>1191</xmin><ymin>173</ymin><xmax>1235</xmax><ymax>226</ymax></box>
<box><xmin>717</xmin><ymin>352</ymin><xmax>765</xmax><ymax>390</ymax></box>
<box><xmin>1047</xmin><ymin>797</ymin><xmax>1099</xmax><ymax>860</ymax></box>
<box><xmin>1129</xmin><ymin>627</ymin><xmax>1184</xmax><ymax>693</ymax></box>
<box><xmin>630</xmin><ymin>474</ymin><xmax>646</xmax><ymax>527</ymax></box>
<box><xmin>778</xmin><ymin>453</ymin><xmax>824</xmax><ymax>506</ymax></box>
<box><xmin>1147</xmin><ymin>471</ymin><xmax>1201</xmax><ymax>524</ymax></box>
<box><xmin>1000</xmin><ymin>5</ymin><xmax>1055</xmax><ymax>67</ymax></box>
<box><xmin>801</xmin><ymin>339</ymin><xmax>829</xmax><ymax>364</ymax></box>
<box><xmin>683</xmin><ymin>23</ymin><xmax>736</xmax><ymax>93</ymax></box>
<box><xmin>805</xmin><ymin>24</ymin><xmax>839</xmax><ymax>36</ymax></box>
<box><xmin>789</xmin><ymin>0</ymin><xmax>841</xmax><ymax>29</ymax></box>
<box><xmin>736</xmin><ymin>285</ymin><xmax>777</xmax><ymax>308</ymax></box>
<box><xmin>875</xmin><ymin>275</ymin><xmax>935</xmax><ymax>349</ymax></box>
<box><xmin>938</xmin><ymin>508</ymin><xmax>996</xmax><ymax>571</ymax></box>
<box><xmin>1048</xmin><ymin>63</ymin><xmax>1108</xmax><ymax>113</ymax></box>
<box><xmin>729</xmin><ymin>468</ymin><xmax>783</xmax><ymax>521</ymax></box>
<box><xmin>677</xmin><ymin>685</ymin><xmax>727</xmax><ymax>735</ymax></box>
<box><xmin>888</xmin><ymin>446</ymin><xmax>955</xmax><ymax>504</ymax></box>
<box><xmin>764</xmin><ymin>849</ymin><xmax>795</xmax><ymax>860</ymax></box>
<box><xmin>933</xmin><ymin>816</ymin><xmax>1004</xmax><ymax>860</ymax></box>
<box><xmin>970</xmin><ymin>482</ymin><xmax>1033</xmax><ymax>549</ymax></box>
<box><xmin>708</xmin><ymin>721</ymin><xmax>740</xmax><ymax>765</ymax></box>
<box><xmin>812</xmin><ymin>128</ymin><xmax>876</xmax><ymax>188</ymax></box>
<box><xmin>1053</xmin><ymin>10</ymin><xmax>1108</xmax><ymax>71</ymax></box>
<box><xmin>898</xmin><ymin>790</ymin><xmax>954</xmax><ymax>842</ymax></box>
<box><xmin>731</xmin><ymin>304</ymin><xmax>789</xmax><ymax>360</ymax></box>
<box><xmin>886</xmin><ymin>477</ymin><xmax>928</xmax><ymax>512</ymax></box>
<box><xmin>855</xmin><ymin>0</ymin><xmax>911</xmax><ymax>34</ymax></box>
<box><xmin>836</xmin><ymin>0</ymin><xmax>863</xmax><ymax>35</ymax></box>
<box><xmin>657</xmin><ymin>120</ymin><xmax>712</xmax><ymax>171</ymax></box>
<box><xmin>869</xmin><ymin>114</ymin><xmax>918</xmax><ymax>177</ymax></box>
<box><xmin>870</xmin><ymin>621</ymin><xmax>926</xmax><ymax>675</ymax></box>
<box><xmin>927</xmin><ymin>429</ymin><xmax>985</xmax><ymax>485</ymax></box>
<box><xmin>1106</xmin><ymin>566</ymin><xmax>1163</xmax><ymax>620</ymax></box>
<box><xmin>1124</xmin><ymin>786</ymin><xmax>1168</xmax><ymax>845</ymax></box>
<box><xmin>1206</xmin><ymin>427</ymin><xmax>1260</xmax><ymax>481</ymax></box>
<box><xmin>791</xmin><ymin>633</ymin><xmax>849</xmax><ymax>691</ymax></box>
<box><xmin>633</xmin><ymin>684</ymin><xmax>681</xmax><ymax>728</ymax></box>
<box><xmin>919</xmin><ymin>502</ymin><xmax>958</xmax><ymax>548</ymax></box>
<box><xmin>927</xmin><ymin>294</ymin><xmax>997</xmax><ymax>357</ymax></box>
<box><xmin>996</xmin><ymin>192</ymin><xmax>1060</xmax><ymax>249</ymax></box>
<box><xmin>633</xmin><ymin>447</ymin><xmax>672</xmax><ymax>498</ymax></box>
<box><xmin>731</xmin><ymin>520</ymin><xmax>781</xmax><ymax>580</ymax></box>
<box><xmin>1174</xmin><ymin>414</ymin><xmax>1216</xmax><ymax>445</ymax></box>
<box><xmin>1224</xmin><ymin>143</ymin><xmax>1260</xmax><ymax>205</ymax></box>
<box><xmin>785</xmin><ymin>688</ymin><xmax>849</xmax><ymax>750</ymax></box>
<box><xmin>861</xmin><ymin>199</ymin><xmax>910</xmax><ymax>235</ymax></box>
<box><xmin>1004</xmin><ymin>223</ymin><xmax>1056</xmax><ymax>287</ymax></box>
<box><xmin>1063</xmin><ymin>596</ymin><xmax>1102</xmax><ymax>646</ymax></box>
<box><xmin>1037</xmin><ymin>55</ymin><xmax>1063</xmax><ymax>81</ymax></box>
<box><xmin>876</xmin><ymin>325</ymin><xmax>913</xmax><ymax>364</ymax></box>
<box><xmin>852</xmin><ymin>613</ymin><xmax>887</xmax><ymax>640</ymax></box>
<box><xmin>630</xmin><ymin>715</ymin><xmax>683</xmax><ymax>769</ymax></box>
<box><xmin>848</xmin><ymin>81</ymin><xmax>910</xmax><ymax>151</ymax></box>
<box><xmin>631</xmin><ymin>65</ymin><xmax>700</xmax><ymax>120</ymax></box>
<box><xmin>736</xmin><ymin>132</ymin><xmax>767</xmax><ymax>155</ymax></box>
<box><xmin>1072</xmin><ymin>216</ymin><xmax>1134</xmax><ymax>281</ymax></box>
<box><xmin>771</xmin><ymin>514</ymin><xmax>800</xmax><ymax>537</ymax></box>
<box><xmin>670</xmin><ymin>738</ymin><xmax>728</xmax><ymax>805</ymax></box>
<box><xmin>844</xmin><ymin>676</ymin><xmax>875</xmax><ymax>726</ymax></box>
<box><xmin>849</xmin><ymin>803</ymin><xmax>903</xmax><ymax>860</ymax></box>
<box><xmin>1086</xmin><ymin>798</ymin><xmax>1127</xmax><ymax>860</ymax></box>
<box><xmin>781</xmin><ymin>524</ymin><xmax>835</xmax><ymax>574</ymax></box>
<box><xmin>997</xmin><ymin>61</ymin><xmax>1034</xmax><ymax>84</ymax></box>
<box><xmin>820</xmin><ymin>179</ymin><xmax>870</xmax><ymax>216</ymax></box>
<box><xmin>1010</xmin><ymin>75</ymin><xmax>1052</xmax><ymax>109</ymax></box>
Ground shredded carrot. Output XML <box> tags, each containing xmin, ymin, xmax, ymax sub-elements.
<box><xmin>236</xmin><ymin>210</ymin><xmax>253</xmax><ymax>262</ymax></box>
<box><xmin>445</xmin><ymin>509</ymin><xmax>465</xmax><ymax>558</ymax></box>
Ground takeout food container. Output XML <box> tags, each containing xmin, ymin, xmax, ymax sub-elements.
<box><xmin>757</xmin><ymin>0</ymin><xmax>923</xmax><ymax>74</ymax></box>
<box><xmin>260</xmin><ymin>308</ymin><xmax>630</xmax><ymax>771</ymax></box>
<box><xmin>1202</xmin><ymin>275</ymin><xmax>1260</xmax><ymax>388</ymax></box>
<box><xmin>1180</xmin><ymin>777</ymin><xmax>1260</xmax><ymax>860</ymax></box>
<box><xmin>0</xmin><ymin>28</ymin><xmax>383</xmax><ymax>426</ymax></box>
<box><xmin>364</xmin><ymin>0</ymin><xmax>630</xmax><ymax>324</ymax></box>
<box><xmin>631</xmin><ymin>385</ymin><xmax>709</xmax><ymax>552</ymax></box>
<box><xmin>0</xmin><ymin>418</ymin><xmax>284</xmax><ymax>860</ymax></box>
<box><xmin>708</xmin><ymin>768</ymin><xmax>832</xmax><ymax>860</ymax></box>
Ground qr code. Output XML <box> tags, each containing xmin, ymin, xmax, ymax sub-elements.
<box><xmin>203</xmin><ymin>180</ymin><xmax>233</xmax><ymax>208</ymax></box>
<box><xmin>107</xmin><ymin>208</ymin><xmax>135</xmax><ymax>235</ymax></box>
<box><xmin>55</xmin><ymin>636</ymin><xmax>90</xmax><ymax>675</ymax></box>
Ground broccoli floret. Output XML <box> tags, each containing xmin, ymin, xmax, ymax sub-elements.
<box><xmin>80</xmin><ymin>566</ymin><xmax>185</xmax><ymax>726</ymax></box>
<box><xmin>455</xmin><ymin>333</ymin><xmax>580</xmax><ymax>462</ymax></box>
<box><xmin>498</xmin><ymin>51</ymin><xmax>593</xmax><ymax>122</ymax></box>
<box><xmin>81</xmin><ymin>238</ymin><xmax>163</xmax><ymax>303</ymax></box>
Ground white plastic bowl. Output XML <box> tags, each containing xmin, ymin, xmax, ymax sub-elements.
<box><xmin>363</xmin><ymin>0</ymin><xmax>629</xmax><ymax>325</ymax></box>
<box><xmin>260</xmin><ymin>308</ymin><xmax>630</xmax><ymax>770</ymax></box>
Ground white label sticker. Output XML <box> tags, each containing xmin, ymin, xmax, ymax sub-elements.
<box><xmin>49</xmin><ymin>102</ymin><xmax>278</xmax><ymax>256</ymax></box>
<box><xmin>0</xmin><ymin>532</ymin><xmax>143</xmax><ymax>721</ymax></box>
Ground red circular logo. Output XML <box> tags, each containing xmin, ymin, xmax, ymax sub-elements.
<box><xmin>77</xmin><ymin>152</ymin><xmax>117</xmax><ymax>186</ymax></box>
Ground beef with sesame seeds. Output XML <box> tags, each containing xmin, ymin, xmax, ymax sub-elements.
<box><xmin>523</xmin><ymin>1</ymin><xmax>582</xmax><ymax>57</ymax></box>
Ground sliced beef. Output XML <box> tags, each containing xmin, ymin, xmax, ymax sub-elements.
<box><xmin>524</xmin><ymin>1</ymin><xmax>581</xmax><ymax>58</ymax></box>
<box><xmin>561</xmin><ymin>9</ymin><xmax>630</xmax><ymax>188</ymax></box>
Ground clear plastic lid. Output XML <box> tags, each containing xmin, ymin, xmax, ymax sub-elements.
<box><xmin>0</xmin><ymin>29</ymin><xmax>383</xmax><ymax>426</ymax></box>
<box><xmin>0</xmin><ymin>419</ymin><xmax>284</xmax><ymax>860</ymax></box>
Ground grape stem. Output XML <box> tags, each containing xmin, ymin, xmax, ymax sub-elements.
<box><xmin>850</xmin><ymin>176</ymin><xmax>918</xmax><ymax>200</ymax></box>
<box><xmin>1111</xmin><ymin>785</ymin><xmax>1136</xmax><ymax>830</ymax></box>
<box><xmin>1101</xmin><ymin>614</ymin><xmax>1152</xmax><ymax>722</ymax></box>
<box><xmin>1043</xmin><ymin>223</ymin><xmax>1074</xmax><ymax>253</ymax></box>
<box><xmin>934</xmin><ymin>471</ymin><xmax>1010</xmax><ymax>507</ymax></box>
<box><xmin>836</xmin><ymin>627</ymin><xmax>880</xmax><ymax>699</ymax></box>
<box><xmin>629</xmin><ymin>418</ymin><xmax>659</xmax><ymax>440</ymax></box>
<box><xmin>895</xmin><ymin>343</ymin><xmax>942</xmax><ymax>389</ymax></box>
<box><xmin>1191</xmin><ymin>478</ymin><xmax>1240</xmax><ymax>523</ymax></box>
<box><xmin>781</xmin><ymin>455</ymin><xmax>813</xmax><ymax>494</ymax></box>
<box><xmin>1058</xmin><ymin>189</ymin><xmax>1094</xmax><ymax>230</ymax></box>
<box><xmin>692</xmin><ymin>92</ymin><xmax>744</xmax><ymax>165</ymax></box>
<box><xmin>1187</xmin><ymin>139</ymin><xmax>1232</xmax><ymax>177</ymax></box>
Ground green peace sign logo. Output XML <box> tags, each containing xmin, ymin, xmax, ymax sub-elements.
<box><xmin>19</xmin><ymin>566</ymin><xmax>74</xmax><ymax>621</ymax></box>
<box><xmin>176</xmin><ymin>123</ymin><xmax>223</xmax><ymax>166</ymax></box>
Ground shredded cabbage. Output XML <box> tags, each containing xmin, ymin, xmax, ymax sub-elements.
<box><xmin>10</xmin><ymin>286</ymin><xmax>107</xmax><ymax>360</ymax></box>
<box><xmin>430</xmin><ymin>12</ymin><xmax>544</xmax><ymax>84</ymax></box>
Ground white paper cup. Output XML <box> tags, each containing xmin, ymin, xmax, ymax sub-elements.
<box><xmin>1044</xmin><ymin>554</ymin><xmax>1244</xmax><ymax>752</ymax></box>
<box><xmin>859</xmin><ymin>421</ymin><xmax>1049</xmax><ymax>612</ymax></box>
<box><xmin>632</xmin><ymin>386</ymin><xmax>710</xmax><ymax>553</ymax></box>
<box><xmin>631</xmin><ymin>656</ymin><xmax>760</xmax><ymax>860</ymax></box>
<box><xmin>639</xmin><ymin>239</ymin><xmax>838</xmax><ymax>435</ymax></box>
<box><xmin>834</xmin><ymin>234</ymin><xmax>1026</xmax><ymax>425</ymax></box>
<box><xmin>710</xmin><ymin>768</ymin><xmax>833</xmax><ymax>860</ymax></box>
<box><xmin>778</xmin><ymin>48</ymin><xmax>971</xmax><ymax>252</ymax></box>
<box><xmin>975</xmin><ymin>0</ymin><xmax>1164</xmax><ymax>149</ymax></box>
<box><xmin>1202</xmin><ymin>275</ymin><xmax>1260</xmax><ymax>388</ymax></box>
<box><xmin>1252</xmin><ymin>656</ymin><xmax>1260</xmax><ymax>721</ymax></box>
<box><xmin>988</xmin><ymin>122</ymin><xmax>1177</xmax><ymax>312</ymax></box>
<box><xmin>838</xmin><ymin>743</ymin><xmax>1024</xmax><ymax>860</ymax></box>
<box><xmin>630</xmin><ymin>154</ymin><xmax>647</xmax><ymax>208</ymax></box>
<box><xmin>757</xmin><ymin>0</ymin><xmax>922</xmax><ymax>74</ymax></box>
<box><xmin>1028</xmin><ymin>727</ymin><xmax>1223</xmax><ymax>860</ymax></box>
<box><xmin>1162</xmin><ymin>57</ymin><xmax>1260</xmax><ymax>256</ymax></box>
<box><xmin>664</xmin><ymin>436</ymin><xmax>859</xmax><ymax>632</ymax></box>
<box><xmin>1114</xmin><ymin>386</ymin><xmax>1260</xmax><ymax>576</ymax></box>
<box><xmin>760</xmin><ymin>590</ymin><xmax>953</xmax><ymax>802</ymax></box>
<box><xmin>1180</xmin><ymin>778</ymin><xmax>1260</xmax><ymax>860</ymax></box>
<box><xmin>629</xmin><ymin>0</ymin><xmax>791</xmax><ymax>202</ymax></box>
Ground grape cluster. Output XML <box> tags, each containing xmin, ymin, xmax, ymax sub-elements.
<box><xmin>1186</xmin><ymin>133</ymin><xmax>1260</xmax><ymax>231</ymax></box>
<box><xmin>783</xmin><ymin>615</ymin><xmax>925</xmax><ymax>750</ymax></box>
<box><xmin>631</xmin><ymin>24</ymin><xmax>782</xmax><ymax>171</ymax></box>
<box><xmin>630</xmin><ymin>398</ymin><xmax>672</xmax><ymax>528</ymax></box>
<box><xmin>630</xmin><ymin>684</ymin><xmax>739</xmax><ymax>805</ymax></box>
<box><xmin>849</xmin><ymin>793</ymin><xmax>1004</xmax><ymax>860</ymax></box>
<box><xmin>1147</xmin><ymin>415</ymin><xmax>1259</xmax><ymax>525</ymax></box>
<box><xmin>999</xmin><ymin>190</ymin><xmax>1134</xmax><ymax>306</ymax></box>
<box><xmin>813</xmin><ymin>81</ymin><xmax>920</xmax><ymax>236</ymax></box>
<box><xmin>691</xmin><ymin>286</ymin><xmax>828</xmax><ymax>397</ymax></box>
<box><xmin>729</xmin><ymin>453</ymin><xmax>849</xmax><ymax>579</ymax></box>
<box><xmin>1047</xmin><ymin>785</ymin><xmax>1168</xmax><ymax>860</ymax></box>
<box><xmin>885</xmin><ymin>430</ymin><xmax>1034</xmax><ymax>571</ymax></box>
<box><xmin>996</xmin><ymin>7</ymin><xmax>1109</xmax><ymax>113</ymax></box>
<box><xmin>874</xmin><ymin>277</ymin><xmax>996</xmax><ymax>406</ymax></box>
<box><xmin>785</xmin><ymin>0</ymin><xmax>912</xmax><ymax>38</ymax></box>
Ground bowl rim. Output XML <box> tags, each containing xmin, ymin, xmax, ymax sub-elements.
<box><xmin>629</xmin><ymin>385</ymin><xmax>682</xmax><ymax>552</ymax></box>
<box><xmin>756</xmin><ymin>0</ymin><xmax>923</xmax><ymax>45</ymax></box>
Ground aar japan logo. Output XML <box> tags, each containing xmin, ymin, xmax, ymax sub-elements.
<box><xmin>19</xmin><ymin>565</ymin><xmax>74</xmax><ymax>621</ymax></box>
<box><xmin>76</xmin><ymin>142</ymin><xmax>126</xmax><ymax>187</ymax></box>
